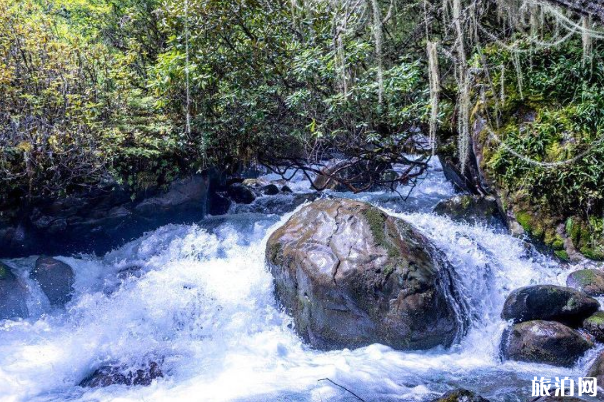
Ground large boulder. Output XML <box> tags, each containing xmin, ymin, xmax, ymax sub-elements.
<box><xmin>587</xmin><ymin>351</ymin><xmax>604</xmax><ymax>390</ymax></box>
<box><xmin>431</xmin><ymin>389</ymin><xmax>490</xmax><ymax>402</ymax></box>
<box><xmin>31</xmin><ymin>257</ymin><xmax>75</xmax><ymax>306</ymax></box>
<box><xmin>566</xmin><ymin>269</ymin><xmax>604</xmax><ymax>297</ymax></box>
<box><xmin>266</xmin><ymin>198</ymin><xmax>466</xmax><ymax>350</ymax></box>
<box><xmin>0</xmin><ymin>262</ymin><xmax>29</xmax><ymax>320</ymax></box>
<box><xmin>501</xmin><ymin>285</ymin><xmax>599</xmax><ymax>326</ymax></box>
<box><xmin>500</xmin><ymin>320</ymin><xmax>593</xmax><ymax>367</ymax></box>
<box><xmin>433</xmin><ymin>195</ymin><xmax>502</xmax><ymax>226</ymax></box>
<box><xmin>583</xmin><ymin>311</ymin><xmax>604</xmax><ymax>342</ymax></box>
<box><xmin>80</xmin><ymin>361</ymin><xmax>163</xmax><ymax>388</ymax></box>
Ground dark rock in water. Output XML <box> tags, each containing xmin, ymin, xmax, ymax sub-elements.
<box><xmin>79</xmin><ymin>361</ymin><xmax>163</xmax><ymax>388</ymax></box>
<box><xmin>260</xmin><ymin>184</ymin><xmax>280</xmax><ymax>196</ymax></box>
<box><xmin>266</xmin><ymin>198</ymin><xmax>466</xmax><ymax>350</ymax></box>
<box><xmin>566</xmin><ymin>269</ymin><xmax>604</xmax><ymax>297</ymax></box>
<box><xmin>208</xmin><ymin>191</ymin><xmax>231</xmax><ymax>215</ymax></box>
<box><xmin>583</xmin><ymin>311</ymin><xmax>604</xmax><ymax>342</ymax></box>
<box><xmin>500</xmin><ymin>320</ymin><xmax>593</xmax><ymax>367</ymax></box>
<box><xmin>281</xmin><ymin>185</ymin><xmax>293</xmax><ymax>193</ymax></box>
<box><xmin>501</xmin><ymin>285</ymin><xmax>599</xmax><ymax>326</ymax></box>
<box><xmin>438</xmin><ymin>155</ymin><xmax>486</xmax><ymax>195</ymax></box>
<box><xmin>31</xmin><ymin>257</ymin><xmax>74</xmax><ymax>306</ymax></box>
<box><xmin>431</xmin><ymin>389</ymin><xmax>490</xmax><ymax>402</ymax></box>
<box><xmin>134</xmin><ymin>175</ymin><xmax>208</xmax><ymax>217</ymax></box>
<box><xmin>433</xmin><ymin>195</ymin><xmax>502</xmax><ymax>225</ymax></box>
<box><xmin>0</xmin><ymin>262</ymin><xmax>29</xmax><ymax>319</ymax></box>
<box><xmin>0</xmin><ymin>174</ymin><xmax>209</xmax><ymax>258</ymax></box>
<box><xmin>227</xmin><ymin>183</ymin><xmax>256</xmax><ymax>204</ymax></box>
<box><xmin>587</xmin><ymin>351</ymin><xmax>604</xmax><ymax>390</ymax></box>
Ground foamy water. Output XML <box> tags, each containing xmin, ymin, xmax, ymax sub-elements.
<box><xmin>0</xmin><ymin>160</ymin><xmax>601</xmax><ymax>402</ymax></box>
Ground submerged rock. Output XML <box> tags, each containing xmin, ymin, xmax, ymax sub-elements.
<box><xmin>31</xmin><ymin>257</ymin><xmax>74</xmax><ymax>306</ymax></box>
<box><xmin>0</xmin><ymin>262</ymin><xmax>29</xmax><ymax>319</ymax></box>
<box><xmin>501</xmin><ymin>285</ymin><xmax>599</xmax><ymax>326</ymax></box>
<box><xmin>566</xmin><ymin>269</ymin><xmax>604</xmax><ymax>297</ymax></box>
<box><xmin>431</xmin><ymin>389</ymin><xmax>490</xmax><ymax>402</ymax></box>
<box><xmin>433</xmin><ymin>195</ymin><xmax>502</xmax><ymax>225</ymax></box>
<box><xmin>583</xmin><ymin>311</ymin><xmax>604</xmax><ymax>342</ymax></box>
<box><xmin>500</xmin><ymin>320</ymin><xmax>593</xmax><ymax>367</ymax></box>
<box><xmin>266</xmin><ymin>198</ymin><xmax>466</xmax><ymax>350</ymax></box>
<box><xmin>587</xmin><ymin>351</ymin><xmax>604</xmax><ymax>389</ymax></box>
<box><xmin>79</xmin><ymin>361</ymin><xmax>163</xmax><ymax>388</ymax></box>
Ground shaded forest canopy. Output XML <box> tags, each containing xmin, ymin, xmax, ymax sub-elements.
<box><xmin>0</xmin><ymin>0</ymin><xmax>603</xmax><ymax>240</ymax></box>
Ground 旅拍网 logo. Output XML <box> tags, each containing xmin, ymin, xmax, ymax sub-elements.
<box><xmin>531</xmin><ymin>377</ymin><xmax>598</xmax><ymax>397</ymax></box>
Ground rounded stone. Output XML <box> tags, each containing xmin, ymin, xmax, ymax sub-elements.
<box><xmin>266</xmin><ymin>198</ymin><xmax>467</xmax><ymax>351</ymax></box>
<box><xmin>566</xmin><ymin>269</ymin><xmax>604</xmax><ymax>296</ymax></box>
<box><xmin>31</xmin><ymin>257</ymin><xmax>75</xmax><ymax>306</ymax></box>
<box><xmin>501</xmin><ymin>285</ymin><xmax>599</xmax><ymax>326</ymax></box>
<box><xmin>500</xmin><ymin>320</ymin><xmax>593</xmax><ymax>367</ymax></box>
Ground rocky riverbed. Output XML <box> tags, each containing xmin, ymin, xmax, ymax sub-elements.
<box><xmin>0</xmin><ymin>159</ymin><xmax>602</xmax><ymax>402</ymax></box>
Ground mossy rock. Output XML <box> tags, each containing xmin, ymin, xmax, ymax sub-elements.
<box><xmin>266</xmin><ymin>198</ymin><xmax>467</xmax><ymax>350</ymax></box>
<box><xmin>566</xmin><ymin>217</ymin><xmax>604</xmax><ymax>261</ymax></box>
<box><xmin>587</xmin><ymin>351</ymin><xmax>604</xmax><ymax>391</ymax></box>
<box><xmin>433</xmin><ymin>195</ymin><xmax>503</xmax><ymax>226</ymax></box>
<box><xmin>583</xmin><ymin>311</ymin><xmax>604</xmax><ymax>342</ymax></box>
<box><xmin>566</xmin><ymin>269</ymin><xmax>604</xmax><ymax>296</ymax></box>
<box><xmin>501</xmin><ymin>285</ymin><xmax>599</xmax><ymax>326</ymax></box>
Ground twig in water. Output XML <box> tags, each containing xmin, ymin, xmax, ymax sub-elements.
<box><xmin>317</xmin><ymin>378</ymin><xmax>366</xmax><ymax>401</ymax></box>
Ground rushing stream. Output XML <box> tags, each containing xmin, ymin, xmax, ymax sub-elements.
<box><xmin>0</xmin><ymin>159</ymin><xmax>602</xmax><ymax>402</ymax></box>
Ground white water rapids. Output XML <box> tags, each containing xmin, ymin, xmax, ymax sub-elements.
<box><xmin>0</xmin><ymin>160</ymin><xmax>602</xmax><ymax>402</ymax></box>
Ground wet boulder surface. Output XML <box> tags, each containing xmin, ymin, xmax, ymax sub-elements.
<box><xmin>566</xmin><ymin>269</ymin><xmax>604</xmax><ymax>297</ymax></box>
<box><xmin>500</xmin><ymin>320</ymin><xmax>593</xmax><ymax>367</ymax></box>
<box><xmin>226</xmin><ymin>183</ymin><xmax>256</xmax><ymax>204</ymax></box>
<box><xmin>0</xmin><ymin>262</ymin><xmax>29</xmax><ymax>319</ymax></box>
<box><xmin>31</xmin><ymin>257</ymin><xmax>75</xmax><ymax>306</ymax></box>
<box><xmin>266</xmin><ymin>198</ymin><xmax>467</xmax><ymax>350</ymax></box>
<box><xmin>79</xmin><ymin>361</ymin><xmax>163</xmax><ymax>388</ymax></box>
<box><xmin>501</xmin><ymin>285</ymin><xmax>599</xmax><ymax>326</ymax></box>
<box><xmin>433</xmin><ymin>195</ymin><xmax>503</xmax><ymax>226</ymax></box>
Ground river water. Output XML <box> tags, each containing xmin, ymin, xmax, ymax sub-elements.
<box><xmin>0</xmin><ymin>159</ymin><xmax>602</xmax><ymax>402</ymax></box>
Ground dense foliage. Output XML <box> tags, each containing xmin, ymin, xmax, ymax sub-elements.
<box><xmin>477</xmin><ymin>39</ymin><xmax>604</xmax><ymax>259</ymax></box>
<box><xmin>0</xmin><ymin>0</ymin><xmax>429</xmax><ymax>204</ymax></box>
